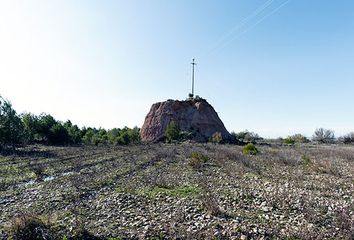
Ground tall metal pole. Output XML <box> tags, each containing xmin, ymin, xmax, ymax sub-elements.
<box><xmin>191</xmin><ymin>58</ymin><xmax>196</xmax><ymax>97</ymax></box>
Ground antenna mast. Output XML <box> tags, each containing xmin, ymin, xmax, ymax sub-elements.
<box><xmin>191</xmin><ymin>58</ymin><xmax>196</xmax><ymax>97</ymax></box>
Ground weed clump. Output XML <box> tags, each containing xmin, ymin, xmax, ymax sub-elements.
<box><xmin>9</xmin><ymin>214</ymin><xmax>53</xmax><ymax>240</ymax></box>
<box><xmin>302</xmin><ymin>155</ymin><xmax>312</xmax><ymax>166</ymax></box>
<box><xmin>243</xmin><ymin>143</ymin><xmax>258</xmax><ymax>155</ymax></box>
<box><xmin>189</xmin><ymin>152</ymin><xmax>208</xmax><ymax>169</ymax></box>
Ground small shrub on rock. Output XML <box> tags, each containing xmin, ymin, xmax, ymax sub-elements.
<box><xmin>165</xmin><ymin>121</ymin><xmax>180</xmax><ymax>143</ymax></box>
<box><xmin>209</xmin><ymin>132</ymin><xmax>223</xmax><ymax>144</ymax></box>
<box><xmin>243</xmin><ymin>143</ymin><xmax>258</xmax><ymax>155</ymax></box>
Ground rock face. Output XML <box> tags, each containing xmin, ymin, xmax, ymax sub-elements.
<box><xmin>140</xmin><ymin>99</ymin><xmax>232</xmax><ymax>142</ymax></box>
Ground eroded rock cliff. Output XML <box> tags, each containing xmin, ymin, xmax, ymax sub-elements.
<box><xmin>140</xmin><ymin>99</ymin><xmax>232</xmax><ymax>142</ymax></box>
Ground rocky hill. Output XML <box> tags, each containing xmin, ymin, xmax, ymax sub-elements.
<box><xmin>140</xmin><ymin>98</ymin><xmax>232</xmax><ymax>142</ymax></box>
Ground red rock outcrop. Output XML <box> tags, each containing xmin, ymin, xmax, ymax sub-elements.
<box><xmin>140</xmin><ymin>99</ymin><xmax>232</xmax><ymax>142</ymax></box>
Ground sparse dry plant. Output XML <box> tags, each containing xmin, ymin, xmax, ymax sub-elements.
<box><xmin>189</xmin><ymin>151</ymin><xmax>208</xmax><ymax>170</ymax></box>
<box><xmin>338</xmin><ymin>132</ymin><xmax>354</xmax><ymax>144</ymax></box>
<box><xmin>312</xmin><ymin>128</ymin><xmax>335</xmax><ymax>143</ymax></box>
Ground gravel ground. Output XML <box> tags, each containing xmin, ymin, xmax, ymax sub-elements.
<box><xmin>0</xmin><ymin>143</ymin><xmax>353</xmax><ymax>239</ymax></box>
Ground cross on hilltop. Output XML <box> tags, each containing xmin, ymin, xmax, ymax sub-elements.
<box><xmin>189</xmin><ymin>58</ymin><xmax>196</xmax><ymax>98</ymax></box>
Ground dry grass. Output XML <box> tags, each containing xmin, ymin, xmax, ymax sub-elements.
<box><xmin>0</xmin><ymin>143</ymin><xmax>353</xmax><ymax>239</ymax></box>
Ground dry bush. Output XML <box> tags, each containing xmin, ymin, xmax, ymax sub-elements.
<box><xmin>273</xmin><ymin>149</ymin><xmax>302</xmax><ymax>166</ymax></box>
<box><xmin>29</xmin><ymin>164</ymin><xmax>46</xmax><ymax>181</ymax></box>
<box><xmin>338</xmin><ymin>132</ymin><xmax>354</xmax><ymax>144</ymax></box>
<box><xmin>312</xmin><ymin>128</ymin><xmax>335</xmax><ymax>143</ymax></box>
<box><xmin>333</xmin><ymin>207</ymin><xmax>354</xmax><ymax>239</ymax></box>
<box><xmin>8</xmin><ymin>213</ymin><xmax>53</xmax><ymax>240</ymax></box>
<box><xmin>202</xmin><ymin>193</ymin><xmax>224</xmax><ymax>217</ymax></box>
<box><xmin>189</xmin><ymin>152</ymin><xmax>208</xmax><ymax>170</ymax></box>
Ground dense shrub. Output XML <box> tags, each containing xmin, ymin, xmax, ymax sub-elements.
<box><xmin>312</xmin><ymin>128</ymin><xmax>335</xmax><ymax>143</ymax></box>
<box><xmin>283</xmin><ymin>134</ymin><xmax>309</xmax><ymax>145</ymax></box>
<box><xmin>82</xmin><ymin>127</ymin><xmax>140</xmax><ymax>145</ymax></box>
<box><xmin>165</xmin><ymin>121</ymin><xmax>180</xmax><ymax>142</ymax></box>
<box><xmin>283</xmin><ymin>137</ymin><xmax>295</xmax><ymax>145</ymax></box>
<box><xmin>243</xmin><ymin>143</ymin><xmax>258</xmax><ymax>155</ymax></box>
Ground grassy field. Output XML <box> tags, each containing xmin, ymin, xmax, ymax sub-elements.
<box><xmin>0</xmin><ymin>143</ymin><xmax>353</xmax><ymax>239</ymax></box>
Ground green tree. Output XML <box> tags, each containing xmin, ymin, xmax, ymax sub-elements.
<box><xmin>82</xmin><ymin>128</ymin><xmax>96</xmax><ymax>144</ymax></box>
<box><xmin>0</xmin><ymin>96</ymin><xmax>24</xmax><ymax>148</ymax></box>
<box><xmin>48</xmin><ymin>123</ymin><xmax>70</xmax><ymax>145</ymax></box>
<box><xmin>127</xmin><ymin>127</ymin><xmax>140</xmax><ymax>143</ymax></box>
<box><xmin>63</xmin><ymin>120</ymin><xmax>82</xmax><ymax>144</ymax></box>
<box><xmin>165</xmin><ymin>121</ymin><xmax>180</xmax><ymax>142</ymax></box>
<box><xmin>37</xmin><ymin>114</ymin><xmax>57</xmax><ymax>142</ymax></box>
<box><xmin>21</xmin><ymin>113</ymin><xmax>40</xmax><ymax>143</ymax></box>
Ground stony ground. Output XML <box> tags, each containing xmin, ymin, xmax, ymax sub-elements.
<box><xmin>0</xmin><ymin>143</ymin><xmax>353</xmax><ymax>239</ymax></box>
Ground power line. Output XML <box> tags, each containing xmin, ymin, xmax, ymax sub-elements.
<box><xmin>214</xmin><ymin>0</ymin><xmax>292</xmax><ymax>53</ymax></box>
<box><xmin>199</xmin><ymin>0</ymin><xmax>275</xmax><ymax>59</ymax></box>
<box><xmin>198</xmin><ymin>0</ymin><xmax>291</xmax><ymax>60</ymax></box>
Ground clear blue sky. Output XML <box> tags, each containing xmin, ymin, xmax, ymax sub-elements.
<box><xmin>1</xmin><ymin>0</ymin><xmax>353</xmax><ymax>138</ymax></box>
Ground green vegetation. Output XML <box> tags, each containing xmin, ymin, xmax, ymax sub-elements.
<box><xmin>189</xmin><ymin>151</ymin><xmax>208</xmax><ymax>169</ymax></box>
<box><xmin>243</xmin><ymin>143</ymin><xmax>258</xmax><ymax>155</ymax></box>
<box><xmin>165</xmin><ymin>121</ymin><xmax>180</xmax><ymax>142</ymax></box>
<box><xmin>232</xmin><ymin>130</ymin><xmax>262</xmax><ymax>143</ymax></box>
<box><xmin>283</xmin><ymin>134</ymin><xmax>310</xmax><ymax>145</ymax></box>
<box><xmin>302</xmin><ymin>155</ymin><xmax>312</xmax><ymax>166</ymax></box>
<box><xmin>0</xmin><ymin>96</ymin><xmax>24</xmax><ymax>148</ymax></box>
<box><xmin>0</xmin><ymin>95</ymin><xmax>140</xmax><ymax>148</ymax></box>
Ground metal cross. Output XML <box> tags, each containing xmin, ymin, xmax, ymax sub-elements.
<box><xmin>191</xmin><ymin>58</ymin><xmax>196</xmax><ymax>97</ymax></box>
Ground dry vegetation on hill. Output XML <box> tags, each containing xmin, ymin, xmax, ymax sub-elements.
<box><xmin>0</xmin><ymin>143</ymin><xmax>353</xmax><ymax>239</ymax></box>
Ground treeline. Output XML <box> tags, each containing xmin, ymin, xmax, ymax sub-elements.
<box><xmin>232</xmin><ymin>129</ymin><xmax>354</xmax><ymax>145</ymax></box>
<box><xmin>0</xmin><ymin>95</ymin><xmax>140</xmax><ymax>148</ymax></box>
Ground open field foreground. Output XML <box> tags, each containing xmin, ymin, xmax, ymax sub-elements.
<box><xmin>0</xmin><ymin>143</ymin><xmax>353</xmax><ymax>239</ymax></box>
